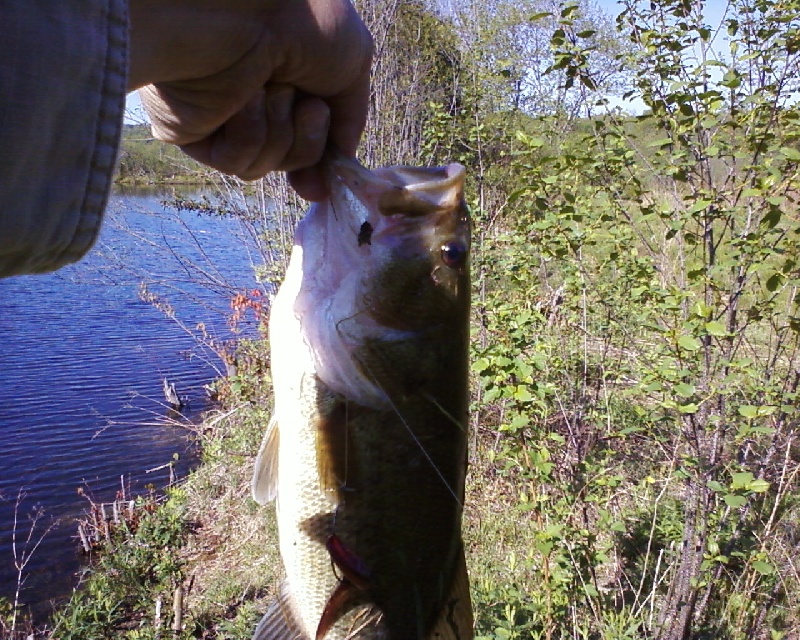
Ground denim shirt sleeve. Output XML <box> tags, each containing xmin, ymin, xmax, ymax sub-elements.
<box><xmin>0</xmin><ymin>1</ymin><xmax>128</xmax><ymax>277</ymax></box>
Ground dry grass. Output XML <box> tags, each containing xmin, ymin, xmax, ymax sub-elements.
<box><xmin>168</xmin><ymin>400</ymin><xmax>282</xmax><ymax>636</ymax></box>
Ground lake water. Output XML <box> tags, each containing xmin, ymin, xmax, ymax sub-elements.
<box><xmin>0</xmin><ymin>188</ymin><xmax>261</xmax><ymax>619</ymax></box>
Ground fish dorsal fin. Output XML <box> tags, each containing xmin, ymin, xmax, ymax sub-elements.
<box><xmin>252</xmin><ymin>417</ymin><xmax>279</xmax><ymax>505</ymax></box>
<box><xmin>427</xmin><ymin>545</ymin><xmax>474</xmax><ymax>640</ymax></box>
<box><xmin>252</xmin><ymin>581</ymin><xmax>307</xmax><ymax>640</ymax></box>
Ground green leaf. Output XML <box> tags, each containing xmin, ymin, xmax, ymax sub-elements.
<box><xmin>526</xmin><ymin>136</ymin><xmax>546</xmax><ymax>148</ymax></box>
<box><xmin>583</xmin><ymin>583</ymin><xmax>600</xmax><ymax>597</ymax></box>
<box><xmin>678</xmin><ymin>402</ymin><xmax>699</xmax><ymax>414</ymax></box>
<box><xmin>678</xmin><ymin>335</ymin><xmax>702</xmax><ymax>351</ymax></box>
<box><xmin>561</xmin><ymin>4</ymin><xmax>579</xmax><ymax>18</ymax></box>
<box><xmin>648</xmin><ymin>137</ymin><xmax>673</xmax><ymax>147</ymax></box>
<box><xmin>780</xmin><ymin>147</ymin><xmax>800</xmax><ymax>161</ymax></box>
<box><xmin>724</xmin><ymin>494</ymin><xmax>747</xmax><ymax>508</ymax></box>
<box><xmin>731</xmin><ymin>471</ymin><xmax>755</xmax><ymax>490</ymax></box>
<box><xmin>509</xmin><ymin>414</ymin><xmax>529</xmax><ymax>431</ymax></box>
<box><xmin>738</xmin><ymin>405</ymin><xmax>759</xmax><ymax>418</ymax></box>
<box><xmin>752</xmin><ymin>560</ymin><xmax>775</xmax><ymax>575</ymax></box>
<box><xmin>674</xmin><ymin>382</ymin><xmax>695</xmax><ymax>397</ymax></box>
<box><xmin>580</xmin><ymin>74</ymin><xmax>597</xmax><ymax>90</ymax></box>
<box><xmin>507</xmin><ymin>188</ymin><xmax>531</xmax><ymax>205</ymax></box>
<box><xmin>692</xmin><ymin>301</ymin><xmax>712</xmax><ymax>318</ymax></box>
<box><xmin>705</xmin><ymin>321</ymin><xmax>727</xmax><ymax>336</ymax></box>
<box><xmin>707</xmin><ymin>480</ymin><xmax>726</xmax><ymax>493</ymax></box>
<box><xmin>513</xmin><ymin>386</ymin><xmax>533</xmax><ymax>402</ymax></box>
<box><xmin>749</xmin><ymin>479</ymin><xmax>770</xmax><ymax>493</ymax></box>
<box><xmin>762</xmin><ymin>206</ymin><xmax>782</xmax><ymax>228</ymax></box>
<box><xmin>721</xmin><ymin>70</ymin><xmax>741</xmax><ymax>88</ymax></box>
<box><xmin>610</xmin><ymin>520</ymin><xmax>626</xmax><ymax>532</ymax></box>
<box><xmin>687</xmin><ymin>199</ymin><xmax>713</xmax><ymax>214</ymax></box>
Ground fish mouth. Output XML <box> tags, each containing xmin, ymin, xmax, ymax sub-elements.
<box><xmin>327</xmin><ymin>152</ymin><xmax>466</xmax><ymax>242</ymax></box>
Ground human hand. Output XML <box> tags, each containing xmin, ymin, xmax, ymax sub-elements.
<box><xmin>129</xmin><ymin>0</ymin><xmax>372</xmax><ymax>200</ymax></box>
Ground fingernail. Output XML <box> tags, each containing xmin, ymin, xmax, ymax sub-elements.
<box><xmin>304</xmin><ymin>110</ymin><xmax>330</xmax><ymax>142</ymax></box>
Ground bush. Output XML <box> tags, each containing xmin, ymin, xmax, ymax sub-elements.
<box><xmin>468</xmin><ymin>1</ymin><xmax>800</xmax><ymax>638</ymax></box>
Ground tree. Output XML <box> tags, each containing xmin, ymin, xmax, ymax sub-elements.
<box><xmin>355</xmin><ymin>0</ymin><xmax>464</xmax><ymax>166</ymax></box>
<box><xmin>437</xmin><ymin>0</ymin><xmax>629</xmax><ymax>119</ymax></box>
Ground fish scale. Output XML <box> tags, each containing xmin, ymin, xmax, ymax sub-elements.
<box><xmin>252</xmin><ymin>153</ymin><xmax>473</xmax><ymax>640</ymax></box>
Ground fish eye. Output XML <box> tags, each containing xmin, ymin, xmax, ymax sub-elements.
<box><xmin>441</xmin><ymin>241</ymin><xmax>467</xmax><ymax>269</ymax></box>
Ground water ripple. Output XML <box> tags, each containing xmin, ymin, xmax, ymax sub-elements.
<box><xmin>0</xmin><ymin>190</ymin><xmax>260</xmax><ymax>618</ymax></box>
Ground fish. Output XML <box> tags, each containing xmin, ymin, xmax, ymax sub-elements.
<box><xmin>250</xmin><ymin>152</ymin><xmax>473</xmax><ymax>640</ymax></box>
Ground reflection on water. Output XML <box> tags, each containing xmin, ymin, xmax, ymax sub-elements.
<box><xmin>0</xmin><ymin>187</ymin><xmax>260</xmax><ymax>619</ymax></box>
<box><xmin>113</xmin><ymin>183</ymin><xmax>211</xmax><ymax>198</ymax></box>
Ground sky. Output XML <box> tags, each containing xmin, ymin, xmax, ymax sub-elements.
<box><xmin>124</xmin><ymin>92</ymin><xmax>145</xmax><ymax>125</ymax></box>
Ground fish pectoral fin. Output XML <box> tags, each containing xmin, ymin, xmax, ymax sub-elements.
<box><xmin>252</xmin><ymin>581</ymin><xmax>308</xmax><ymax>640</ymax></box>
<box><xmin>314</xmin><ymin>382</ymin><xmax>359</xmax><ymax>499</ymax></box>
<box><xmin>427</xmin><ymin>545</ymin><xmax>474</xmax><ymax>640</ymax></box>
<box><xmin>252</xmin><ymin>416</ymin><xmax>279</xmax><ymax>505</ymax></box>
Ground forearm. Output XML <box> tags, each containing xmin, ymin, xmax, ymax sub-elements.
<box><xmin>0</xmin><ymin>0</ymin><xmax>127</xmax><ymax>276</ymax></box>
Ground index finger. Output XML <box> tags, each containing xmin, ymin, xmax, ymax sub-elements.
<box><xmin>287</xmin><ymin>64</ymin><xmax>371</xmax><ymax>201</ymax></box>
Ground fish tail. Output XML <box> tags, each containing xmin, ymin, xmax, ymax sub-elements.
<box><xmin>252</xmin><ymin>581</ymin><xmax>308</xmax><ymax>640</ymax></box>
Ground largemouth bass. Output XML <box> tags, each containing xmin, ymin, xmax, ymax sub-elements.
<box><xmin>251</xmin><ymin>153</ymin><xmax>472</xmax><ymax>640</ymax></box>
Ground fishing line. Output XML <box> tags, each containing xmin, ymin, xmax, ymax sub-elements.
<box><xmin>359</xmin><ymin>358</ymin><xmax>463</xmax><ymax>510</ymax></box>
<box><xmin>328</xmin><ymin>284</ymin><xmax>463</xmax><ymax>507</ymax></box>
<box><xmin>421</xmin><ymin>391</ymin><xmax>468</xmax><ymax>434</ymax></box>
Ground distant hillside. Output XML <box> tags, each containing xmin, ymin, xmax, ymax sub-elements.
<box><xmin>116</xmin><ymin>124</ymin><xmax>209</xmax><ymax>184</ymax></box>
